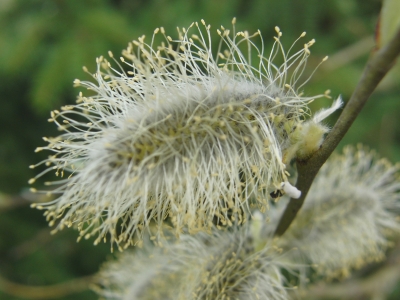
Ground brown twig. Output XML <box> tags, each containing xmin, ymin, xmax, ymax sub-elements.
<box><xmin>10</xmin><ymin>228</ymin><xmax>55</xmax><ymax>260</ymax></box>
<box><xmin>321</xmin><ymin>35</ymin><xmax>374</xmax><ymax>72</ymax></box>
<box><xmin>0</xmin><ymin>193</ymin><xmax>30</xmax><ymax>212</ymax></box>
<box><xmin>0</xmin><ymin>274</ymin><xmax>94</xmax><ymax>299</ymax></box>
<box><xmin>0</xmin><ymin>191</ymin><xmax>53</xmax><ymax>212</ymax></box>
<box><xmin>274</xmin><ymin>25</ymin><xmax>400</xmax><ymax>236</ymax></box>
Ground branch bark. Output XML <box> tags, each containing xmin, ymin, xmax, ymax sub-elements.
<box><xmin>274</xmin><ymin>25</ymin><xmax>400</xmax><ymax>236</ymax></box>
<box><xmin>0</xmin><ymin>274</ymin><xmax>94</xmax><ymax>299</ymax></box>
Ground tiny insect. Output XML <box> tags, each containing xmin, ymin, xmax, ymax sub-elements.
<box><xmin>270</xmin><ymin>190</ymin><xmax>284</xmax><ymax>199</ymax></box>
<box><xmin>270</xmin><ymin>182</ymin><xmax>301</xmax><ymax>199</ymax></box>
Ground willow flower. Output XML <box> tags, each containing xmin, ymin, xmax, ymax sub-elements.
<box><xmin>275</xmin><ymin>145</ymin><xmax>400</xmax><ymax>279</ymax></box>
<box><xmin>29</xmin><ymin>18</ymin><xmax>340</xmax><ymax>249</ymax></box>
<box><xmin>95</xmin><ymin>221</ymin><xmax>295</xmax><ymax>300</ymax></box>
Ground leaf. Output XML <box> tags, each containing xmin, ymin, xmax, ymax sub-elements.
<box><xmin>378</xmin><ymin>0</ymin><xmax>400</xmax><ymax>48</ymax></box>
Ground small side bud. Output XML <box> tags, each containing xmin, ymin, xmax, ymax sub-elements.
<box><xmin>281</xmin><ymin>181</ymin><xmax>301</xmax><ymax>199</ymax></box>
<box><xmin>295</xmin><ymin>121</ymin><xmax>328</xmax><ymax>160</ymax></box>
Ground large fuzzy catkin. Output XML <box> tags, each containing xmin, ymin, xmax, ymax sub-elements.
<box><xmin>29</xmin><ymin>19</ymin><xmax>340</xmax><ymax>249</ymax></box>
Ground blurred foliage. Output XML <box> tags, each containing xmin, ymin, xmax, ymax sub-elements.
<box><xmin>378</xmin><ymin>0</ymin><xmax>400</xmax><ymax>48</ymax></box>
<box><xmin>0</xmin><ymin>0</ymin><xmax>399</xmax><ymax>299</ymax></box>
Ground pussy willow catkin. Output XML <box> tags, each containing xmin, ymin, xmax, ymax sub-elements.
<box><xmin>95</xmin><ymin>218</ymin><xmax>293</xmax><ymax>300</ymax></box>
<box><xmin>272</xmin><ymin>145</ymin><xmax>400</xmax><ymax>279</ymax></box>
<box><xmin>30</xmin><ymin>19</ymin><xmax>340</xmax><ymax>249</ymax></box>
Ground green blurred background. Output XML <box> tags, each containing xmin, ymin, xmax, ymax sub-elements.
<box><xmin>0</xmin><ymin>0</ymin><xmax>399</xmax><ymax>299</ymax></box>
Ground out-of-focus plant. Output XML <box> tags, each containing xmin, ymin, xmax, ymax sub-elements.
<box><xmin>0</xmin><ymin>0</ymin><xmax>137</xmax><ymax>113</ymax></box>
